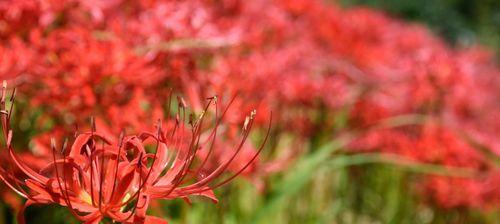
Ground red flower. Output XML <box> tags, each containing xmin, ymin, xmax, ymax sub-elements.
<box><xmin>0</xmin><ymin>82</ymin><xmax>270</xmax><ymax>224</ymax></box>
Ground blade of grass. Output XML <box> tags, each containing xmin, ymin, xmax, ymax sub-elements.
<box><xmin>326</xmin><ymin>153</ymin><xmax>478</xmax><ymax>177</ymax></box>
<box><xmin>251</xmin><ymin>135</ymin><xmax>352</xmax><ymax>223</ymax></box>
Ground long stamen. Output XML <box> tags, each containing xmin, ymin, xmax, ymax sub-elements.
<box><xmin>6</xmin><ymin>89</ymin><xmax>15</xmax><ymax>123</ymax></box>
<box><xmin>180</xmin><ymin>99</ymin><xmax>211</xmax><ymax>177</ymax></box>
<box><xmin>208</xmin><ymin>111</ymin><xmax>271</xmax><ymax>189</ymax></box>
<box><xmin>60</xmin><ymin>138</ymin><xmax>84</xmax><ymax>218</ymax></box>
<box><xmin>1</xmin><ymin>131</ymin><xmax>29</xmax><ymax>197</ymax></box>
<box><xmin>109</xmin><ymin>130</ymin><xmax>125</xmax><ymax>203</ymax></box>
<box><xmin>176</xmin><ymin>109</ymin><xmax>262</xmax><ymax>194</ymax></box>
<box><xmin>0</xmin><ymin>83</ymin><xmax>34</xmax><ymax>199</ymax></box>
<box><xmin>89</xmin><ymin>117</ymin><xmax>97</xmax><ymax>206</ymax></box>
<box><xmin>98</xmin><ymin>141</ymin><xmax>105</xmax><ymax>212</ymax></box>
<box><xmin>1</xmin><ymin>83</ymin><xmax>47</xmax><ymax>189</ymax></box>
<box><xmin>194</xmin><ymin>96</ymin><xmax>220</xmax><ymax>178</ymax></box>
<box><xmin>188</xmin><ymin>116</ymin><xmax>252</xmax><ymax>188</ymax></box>
<box><xmin>154</xmin><ymin>97</ymin><xmax>211</xmax><ymax>195</ymax></box>
<box><xmin>51</xmin><ymin>138</ymin><xmax>84</xmax><ymax>220</ymax></box>
<box><xmin>88</xmin><ymin>145</ymin><xmax>96</xmax><ymax>206</ymax></box>
<box><xmin>165</xmin><ymin>90</ymin><xmax>173</xmax><ymax>126</ymax></box>
<box><xmin>159</xmin><ymin>99</ymin><xmax>216</xmax><ymax>197</ymax></box>
<box><xmin>0</xmin><ymin>168</ymin><xmax>27</xmax><ymax>198</ymax></box>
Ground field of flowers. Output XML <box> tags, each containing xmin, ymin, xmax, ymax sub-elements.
<box><xmin>0</xmin><ymin>0</ymin><xmax>498</xmax><ymax>223</ymax></box>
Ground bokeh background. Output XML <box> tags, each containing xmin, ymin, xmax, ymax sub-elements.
<box><xmin>0</xmin><ymin>0</ymin><xmax>499</xmax><ymax>223</ymax></box>
<box><xmin>342</xmin><ymin>0</ymin><xmax>500</xmax><ymax>55</ymax></box>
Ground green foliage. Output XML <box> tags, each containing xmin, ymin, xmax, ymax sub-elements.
<box><xmin>23</xmin><ymin>204</ymin><xmax>79</xmax><ymax>224</ymax></box>
<box><xmin>341</xmin><ymin>0</ymin><xmax>500</xmax><ymax>55</ymax></box>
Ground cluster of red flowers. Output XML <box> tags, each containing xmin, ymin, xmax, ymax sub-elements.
<box><xmin>1</xmin><ymin>0</ymin><xmax>498</xmax><ymax>216</ymax></box>
<box><xmin>190</xmin><ymin>0</ymin><xmax>500</xmax><ymax>209</ymax></box>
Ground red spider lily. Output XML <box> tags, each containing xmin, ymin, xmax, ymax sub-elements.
<box><xmin>0</xmin><ymin>82</ymin><xmax>270</xmax><ymax>224</ymax></box>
